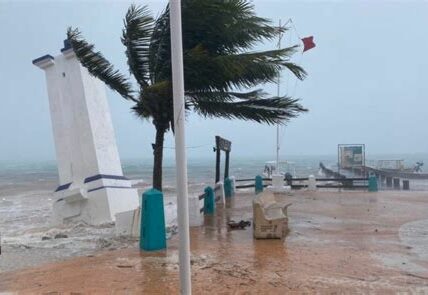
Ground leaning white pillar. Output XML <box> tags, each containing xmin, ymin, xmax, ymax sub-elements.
<box><xmin>33</xmin><ymin>40</ymin><xmax>139</xmax><ymax>225</ymax></box>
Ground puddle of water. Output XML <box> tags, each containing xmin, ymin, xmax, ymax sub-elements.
<box><xmin>399</xmin><ymin>219</ymin><xmax>428</xmax><ymax>260</ymax></box>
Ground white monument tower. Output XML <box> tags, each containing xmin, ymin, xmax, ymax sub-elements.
<box><xmin>33</xmin><ymin>40</ymin><xmax>139</xmax><ymax>225</ymax></box>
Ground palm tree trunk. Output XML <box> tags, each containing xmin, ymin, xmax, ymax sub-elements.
<box><xmin>152</xmin><ymin>127</ymin><xmax>165</xmax><ymax>191</ymax></box>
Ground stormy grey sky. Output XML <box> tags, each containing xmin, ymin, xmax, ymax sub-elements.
<box><xmin>0</xmin><ymin>0</ymin><xmax>427</xmax><ymax>161</ymax></box>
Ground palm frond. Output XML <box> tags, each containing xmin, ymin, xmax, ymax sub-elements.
<box><xmin>186</xmin><ymin>89</ymin><xmax>267</xmax><ymax>102</ymax></box>
<box><xmin>67</xmin><ymin>28</ymin><xmax>137</xmax><ymax>102</ymax></box>
<box><xmin>149</xmin><ymin>7</ymin><xmax>171</xmax><ymax>83</ymax></box>
<box><xmin>218</xmin><ymin>46</ymin><xmax>307</xmax><ymax>81</ymax></box>
<box><xmin>184</xmin><ymin>46</ymin><xmax>306</xmax><ymax>91</ymax></box>
<box><xmin>181</xmin><ymin>0</ymin><xmax>279</xmax><ymax>54</ymax></box>
<box><xmin>191</xmin><ymin>96</ymin><xmax>307</xmax><ymax>125</ymax></box>
<box><xmin>122</xmin><ymin>4</ymin><xmax>155</xmax><ymax>87</ymax></box>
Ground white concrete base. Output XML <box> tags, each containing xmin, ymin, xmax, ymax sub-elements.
<box><xmin>267</xmin><ymin>174</ymin><xmax>291</xmax><ymax>193</ymax></box>
<box><xmin>308</xmin><ymin>175</ymin><xmax>317</xmax><ymax>191</ymax></box>
<box><xmin>53</xmin><ymin>187</ymin><xmax>139</xmax><ymax>225</ymax></box>
<box><xmin>188</xmin><ymin>194</ymin><xmax>203</xmax><ymax>227</ymax></box>
<box><xmin>215</xmin><ymin>182</ymin><xmax>225</xmax><ymax>205</ymax></box>
<box><xmin>230</xmin><ymin>176</ymin><xmax>236</xmax><ymax>193</ymax></box>
<box><xmin>266</xmin><ymin>185</ymin><xmax>291</xmax><ymax>193</ymax></box>
<box><xmin>115</xmin><ymin>207</ymin><xmax>140</xmax><ymax>237</ymax></box>
<box><xmin>62</xmin><ymin>188</ymin><xmax>87</xmax><ymax>203</ymax></box>
<box><xmin>272</xmin><ymin>174</ymin><xmax>284</xmax><ymax>188</ymax></box>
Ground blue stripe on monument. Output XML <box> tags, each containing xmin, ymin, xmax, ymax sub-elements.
<box><xmin>84</xmin><ymin>174</ymin><xmax>129</xmax><ymax>183</ymax></box>
<box><xmin>87</xmin><ymin>186</ymin><xmax>133</xmax><ymax>193</ymax></box>
<box><xmin>55</xmin><ymin>182</ymin><xmax>72</xmax><ymax>192</ymax></box>
<box><xmin>60</xmin><ymin>39</ymin><xmax>72</xmax><ymax>52</ymax></box>
<box><xmin>32</xmin><ymin>54</ymin><xmax>54</xmax><ymax>65</ymax></box>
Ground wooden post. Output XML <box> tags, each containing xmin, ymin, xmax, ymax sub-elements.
<box><xmin>393</xmin><ymin>178</ymin><xmax>400</xmax><ymax>190</ymax></box>
<box><xmin>386</xmin><ymin>177</ymin><xmax>392</xmax><ymax>188</ymax></box>
<box><xmin>215</xmin><ymin>147</ymin><xmax>221</xmax><ymax>183</ymax></box>
<box><xmin>224</xmin><ymin>151</ymin><xmax>230</xmax><ymax>180</ymax></box>
<box><xmin>402</xmin><ymin>180</ymin><xmax>410</xmax><ymax>190</ymax></box>
<box><xmin>214</xmin><ymin>135</ymin><xmax>231</xmax><ymax>183</ymax></box>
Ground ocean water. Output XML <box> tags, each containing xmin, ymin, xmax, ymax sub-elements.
<box><xmin>1</xmin><ymin>153</ymin><xmax>427</xmax><ymax>195</ymax></box>
<box><xmin>0</xmin><ymin>155</ymin><xmax>333</xmax><ymax>196</ymax></box>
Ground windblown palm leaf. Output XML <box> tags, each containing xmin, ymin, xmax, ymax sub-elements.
<box><xmin>121</xmin><ymin>4</ymin><xmax>154</xmax><ymax>87</ymax></box>
<box><xmin>191</xmin><ymin>97</ymin><xmax>307</xmax><ymax>124</ymax></box>
<box><xmin>186</xmin><ymin>89</ymin><xmax>268</xmax><ymax>102</ymax></box>
<box><xmin>67</xmin><ymin>28</ymin><xmax>136</xmax><ymax>102</ymax></box>
<box><xmin>184</xmin><ymin>46</ymin><xmax>305</xmax><ymax>91</ymax></box>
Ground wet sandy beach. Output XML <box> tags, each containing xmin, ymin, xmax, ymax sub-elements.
<box><xmin>1</xmin><ymin>190</ymin><xmax>428</xmax><ymax>293</ymax></box>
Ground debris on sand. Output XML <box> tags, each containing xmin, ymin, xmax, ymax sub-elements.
<box><xmin>166</xmin><ymin>225</ymin><xmax>178</xmax><ymax>239</ymax></box>
<box><xmin>96</xmin><ymin>238</ymin><xmax>112</xmax><ymax>249</ymax></box>
<box><xmin>227</xmin><ymin>220</ymin><xmax>251</xmax><ymax>230</ymax></box>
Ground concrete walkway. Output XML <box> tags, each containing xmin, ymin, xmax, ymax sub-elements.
<box><xmin>1</xmin><ymin>190</ymin><xmax>428</xmax><ymax>293</ymax></box>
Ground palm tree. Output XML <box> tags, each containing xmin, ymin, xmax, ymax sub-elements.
<box><xmin>67</xmin><ymin>0</ymin><xmax>308</xmax><ymax>191</ymax></box>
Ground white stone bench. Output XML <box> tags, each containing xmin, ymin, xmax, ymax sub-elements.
<box><xmin>253</xmin><ymin>191</ymin><xmax>291</xmax><ymax>239</ymax></box>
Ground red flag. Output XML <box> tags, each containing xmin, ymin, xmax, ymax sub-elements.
<box><xmin>302</xmin><ymin>36</ymin><xmax>316</xmax><ymax>52</ymax></box>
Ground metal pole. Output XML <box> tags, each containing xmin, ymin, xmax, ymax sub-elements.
<box><xmin>169</xmin><ymin>1</ymin><xmax>191</xmax><ymax>294</ymax></box>
<box><xmin>275</xmin><ymin>19</ymin><xmax>282</xmax><ymax>173</ymax></box>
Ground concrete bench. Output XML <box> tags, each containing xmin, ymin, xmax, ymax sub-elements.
<box><xmin>253</xmin><ymin>192</ymin><xmax>291</xmax><ymax>239</ymax></box>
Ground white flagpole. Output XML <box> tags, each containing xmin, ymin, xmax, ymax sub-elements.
<box><xmin>169</xmin><ymin>1</ymin><xmax>192</xmax><ymax>294</ymax></box>
<box><xmin>276</xmin><ymin>19</ymin><xmax>282</xmax><ymax>173</ymax></box>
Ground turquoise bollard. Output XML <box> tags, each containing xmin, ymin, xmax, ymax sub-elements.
<box><xmin>204</xmin><ymin>186</ymin><xmax>215</xmax><ymax>214</ymax></box>
<box><xmin>140</xmin><ymin>188</ymin><xmax>166</xmax><ymax>251</ymax></box>
<box><xmin>368</xmin><ymin>175</ymin><xmax>378</xmax><ymax>192</ymax></box>
<box><xmin>224</xmin><ymin>177</ymin><xmax>234</xmax><ymax>198</ymax></box>
<box><xmin>255</xmin><ymin>175</ymin><xmax>263</xmax><ymax>194</ymax></box>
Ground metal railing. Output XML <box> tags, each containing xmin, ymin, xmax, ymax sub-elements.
<box><xmin>235</xmin><ymin>177</ymin><xmax>369</xmax><ymax>190</ymax></box>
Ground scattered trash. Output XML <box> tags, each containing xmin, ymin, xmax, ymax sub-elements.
<box><xmin>166</xmin><ymin>225</ymin><xmax>178</xmax><ymax>239</ymax></box>
<box><xmin>227</xmin><ymin>220</ymin><xmax>251</xmax><ymax>230</ymax></box>
<box><xmin>96</xmin><ymin>238</ymin><xmax>112</xmax><ymax>249</ymax></box>
<box><xmin>117</xmin><ymin>264</ymin><xmax>133</xmax><ymax>268</ymax></box>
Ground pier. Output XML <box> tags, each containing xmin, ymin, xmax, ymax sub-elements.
<box><xmin>341</xmin><ymin>164</ymin><xmax>428</xmax><ymax>191</ymax></box>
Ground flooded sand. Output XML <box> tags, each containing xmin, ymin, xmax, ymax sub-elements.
<box><xmin>1</xmin><ymin>190</ymin><xmax>428</xmax><ymax>293</ymax></box>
